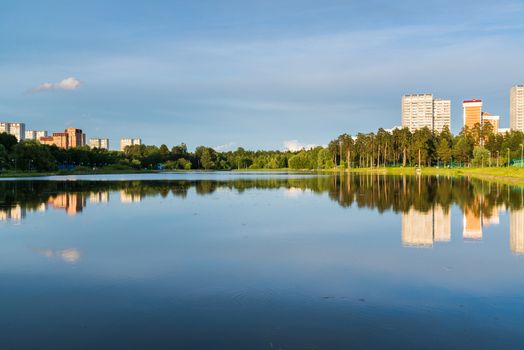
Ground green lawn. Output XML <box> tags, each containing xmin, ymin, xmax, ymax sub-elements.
<box><xmin>346</xmin><ymin>166</ymin><xmax>524</xmax><ymax>186</ymax></box>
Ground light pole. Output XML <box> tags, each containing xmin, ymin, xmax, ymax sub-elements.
<box><xmin>488</xmin><ymin>151</ymin><xmax>491</xmax><ymax>167</ymax></box>
<box><xmin>507</xmin><ymin>148</ymin><xmax>510</xmax><ymax>168</ymax></box>
<box><xmin>520</xmin><ymin>143</ymin><xmax>524</xmax><ymax>168</ymax></box>
<box><xmin>497</xmin><ymin>151</ymin><xmax>500</xmax><ymax>167</ymax></box>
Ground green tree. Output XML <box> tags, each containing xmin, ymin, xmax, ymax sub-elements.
<box><xmin>453</xmin><ymin>135</ymin><xmax>473</xmax><ymax>164</ymax></box>
<box><xmin>171</xmin><ymin>143</ymin><xmax>188</xmax><ymax>160</ymax></box>
<box><xmin>0</xmin><ymin>144</ymin><xmax>8</xmax><ymax>170</ymax></box>
<box><xmin>436</xmin><ymin>138</ymin><xmax>452</xmax><ymax>166</ymax></box>
<box><xmin>13</xmin><ymin>141</ymin><xmax>56</xmax><ymax>171</ymax></box>
<box><xmin>411</xmin><ymin>127</ymin><xmax>433</xmax><ymax>166</ymax></box>
<box><xmin>392</xmin><ymin>128</ymin><xmax>412</xmax><ymax>166</ymax></box>
<box><xmin>0</xmin><ymin>132</ymin><xmax>18</xmax><ymax>152</ymax></box>
<box><xmin>471</xmin><ymin>146</ymin><xmax>490</xmax><ymax>167</ymax></box>
<box><xmin>199</xmin><ymin>148</ymin><xmax>216</xmax><ymax>169</ymax></box>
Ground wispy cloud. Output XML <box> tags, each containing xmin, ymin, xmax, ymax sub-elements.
<box><xmin>214</xmin><ymin>142</ymin><xmax>236</xmax><ymax>152</ymax></box>
<box><xmin>32</xmin><ymin>77</ymin><xmax>81</xmax><ymax>93</ymax></box>
<box><xmin>283</xmin><ymin>140</ymin><xmax>323</xmax><ymax>152</ymax></box>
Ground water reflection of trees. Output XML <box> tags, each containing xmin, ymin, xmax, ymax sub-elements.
<box><xmin>328</xmin><ymin>175</ymin><xmax>521</xmax><ymax>219</ymax></box>
<box><xmin>3</xmin><ymin>175</ymin><xmax>524</xmax><ymax>254</ymax></box>
<box><xmin>0</xmin><ymin>176</ymin><xmax>523</xmax><ymax>219</ymax></box>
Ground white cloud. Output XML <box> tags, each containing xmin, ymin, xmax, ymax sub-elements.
<box><xmin>283</xmin><ymin>140</ymin><xmax>323</xmax><ymax>152</ymax></box>
<box><xmin>32</xmin><ymin>77</ymin><xmax>81</xmax><ymax>92</ymax></box>
<box><xmin>214</xmin><ymin>142</ymin><xmax>236</xmax><ymax>152</ymax></box>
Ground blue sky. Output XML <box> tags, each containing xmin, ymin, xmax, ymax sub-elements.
<box><xmin>1</xmin><ymin>0</ymin><xmax>524</xmax><ymax>150</ymax></box>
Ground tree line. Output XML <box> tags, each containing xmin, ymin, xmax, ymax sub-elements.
<box><xmin>325</xmin><ymin>123</ymin><xmax>524</xmax><ymax>169</ymax></box>
<box><xmin>0</xmin><ymin>122</ymin><xmax>523</xmax><ymax>172</ymax></box>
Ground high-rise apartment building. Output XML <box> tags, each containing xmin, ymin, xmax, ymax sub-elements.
<box><xmin>66</xmin><ymin>128</ymin><xmax>86</xmax><ymax>148</ymax></box>
<box><xmin>89</xmin><ymin>138</ymin><xmax>109</xmax><ymax>150</ymax></box>
<box><xmin>401</xmin><ymin>94</ymin><xmax>451</xmax><ymax>133</ymax></box>
<box><xmin>25</xmin><ymin>130</ymin><xmax>48</xmax><ymax>140</ymax></box>
<box><xmin>510</xmin><ymin>85</ymin><xmax>524</xmax><ymax>131</ymax></box>
<box><xmin>0</xmin><ymin>122</ymin><xmax>26</xmax><ymax>141</ymax></box>
<box><xmin>463</xmin><ymin>99</ymin><xmax>483</xmax><ymax>129</ymax></box>
<box><xmin>8</xmin><ymin>123</ymin><xmax>25</xmax><ymax>141</ymax></box>
<box><xmin>120</xmin><ymin>138</ymin><xmax>142</xmax><ymax>151</ymax></box>
<box><xmin>481</xmin><ymin>112</ymin><xmax>500</xmax><ymax>133</ymax></box>
<box><xmin>39</xmin><ymin>128</ymin><xmax>85</xmax><ymax>149</ymax></box>
<box><xmin>25</xmin><ymin>130</ymin><xmax>36</xmax><ymax>140</ymax></box>
<box><xmin>402</xmin><ymin>94</ymin><xmax>433</xmax><ymax>132</ymax></box>
<box><xmin>433</xmin><ymin>99</ymin><xmax>451</xmax><ymax>133</ymax></box>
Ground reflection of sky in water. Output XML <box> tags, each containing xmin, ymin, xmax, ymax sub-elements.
<box><xmin>36</xmin><ymin>248</ymin><xmax>81</xmax><ymax>263</ymax></box>
<box><xmin>0</xmin><ymin>174</ymin><xmax>524</xmax><ymax>349</ymax></box>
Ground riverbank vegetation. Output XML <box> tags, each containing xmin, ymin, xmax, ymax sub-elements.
<box><xmin>1</xmin><ymin>122</ymin><xmax>524</xmax><ymax>174</ymax></box>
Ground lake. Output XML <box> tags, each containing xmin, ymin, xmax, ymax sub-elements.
<box><xmin>1</xmin><ymin>172</ymin><xmax>524</xmax><ymax>349</ymax></box>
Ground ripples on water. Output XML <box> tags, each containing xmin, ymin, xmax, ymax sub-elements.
<box><xmin>0</xmin><ymin>173</ymin><xmax>524</xmax><ymax>349</ymax></box>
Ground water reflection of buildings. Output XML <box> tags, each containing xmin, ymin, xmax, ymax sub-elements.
<box><xmin>510</xmin><ymin>208</ymin><xmax>524</xmax><ymax>254</ymax></box>
<box><xmin>120</xmin><ymin>191</ymin><xmax>142</xmax><ymax>203</ymax></box>
<box><xmin>463</xmin><ymin>205</ymin><xmax>505</xmax><ymax>241</ymax></box>
<box><xmin>48</xmin><ymin>193</ymin><xmax>87</xmax><ymax>216</ymax></box>
<box><xmin>0</xmin><ymin>191</ymin><xmax>114</xmax><ymax>223</ymax></box>
<box><xmin>463</xmin><ymin>208</ymin><xmax>483</xmax><ymax>241</ymax></box>
<box><xmin>0</xmin><ymin>205</ymin><xmax>26</xmax><ymax>222</ymax></box>
<box><xmin>402</xmin><ymin>205</ymin><xmax>451</xmax><ymax>247</ymax></box>
<box><xmin>402</xmin><ymin>204</ymin><xmax>509</xmax><ymax>249</ymax></box>
<box><xmin>90</xmin><ymin>191</ymin><xmax>109</xmax><ymax>204</ymax></box>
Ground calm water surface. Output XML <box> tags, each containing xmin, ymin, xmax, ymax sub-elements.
<box><xmin>1</xmin><ymin>173</ymin><xmax>524</xmax><ymax>349</ymax></box>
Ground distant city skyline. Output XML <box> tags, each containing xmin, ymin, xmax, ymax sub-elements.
<box><xmin>1</xmin><ymin>85</ymin><xmax>522</xmax><ymax>150</ymax></box>
<box><xmin>1</xmin><ymin>0</ymin><xmax>524</xmax><ymax>150</ymax></box>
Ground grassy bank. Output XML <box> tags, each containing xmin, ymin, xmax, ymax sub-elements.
<box><xmin>3</xmin><ymin>166</ymin><xmax>524</xmax><ymax>187</ymax></box>
<box><xmin>346</xmin><ymin>166</ymin><xmax>524</xmax><ymax>187</ymax></box>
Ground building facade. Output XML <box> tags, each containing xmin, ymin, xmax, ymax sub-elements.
<box><xmin>89</xmin><ymin>138</ymin><xmax>109</xmax><ymax>150</ymax></box>
<box><xmin>401</xmin><ymin>94</ymin><xmax>451</xmax><ymax>133</ymax></box>
<box><xmin>66</xmin><ymin>128</ymin><xmax>86</xmax><ymax>148</ymax></box>
<box><xmin>0</xmin><ymin>122</ymin><xmax>26</xmax><ymax>141</ymax></box>
<box><xmin>433</xmin><ymin>99</ymin><xmax>451</xmax><ymax>133</ymax></box>
<box><xmin>463</xmin><ymin>99</ymin><xmax>483</xmax><ymax>129</ymax></box>
<box><xmin>120</xmin><ymin>138</ymin><xmax>142</xmax><ymax>151</ymax></box>
<box><xmin>510</xmin><ymin>85</ymin><xmax>524</xmax><ymax>131</ymax></box>
<box><xmin>402</xmin><ymin>94</ymin><xmax>434</xmax><ymax>132</ymax></box>
<box><xmin>481</xmin><ymin>113</ymin><xmax>500</xmax><ymax>133</ymax></box>
<box><xmin>39</xmin><ymin>128</ymin><xmax>85</xmax><ymax>149</ymax></box>
<box><xmin>25</xmin><ymin>130</ymin><xmax>48</xmax><ymax>140</ymax></box>
<box><xmin>25</xmin><ymin>130</ymin><xmax>36</xmax><ymax>140</ymax></box>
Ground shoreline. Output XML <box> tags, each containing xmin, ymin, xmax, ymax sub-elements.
<box><xmin>2</xmin><ymin>167</ymin><xmax>524</xmax><ymax>187</ymax></box>
<box><xmin>344</xmin><ymin>167</ymin><xmax>524</xmax><ymax>187</ymax></box>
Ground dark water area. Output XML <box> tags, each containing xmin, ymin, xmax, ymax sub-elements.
<box><xmin>1</xmin><ymin>173</ymin><xmax>524</xmax><ymax>349</ymax></box>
